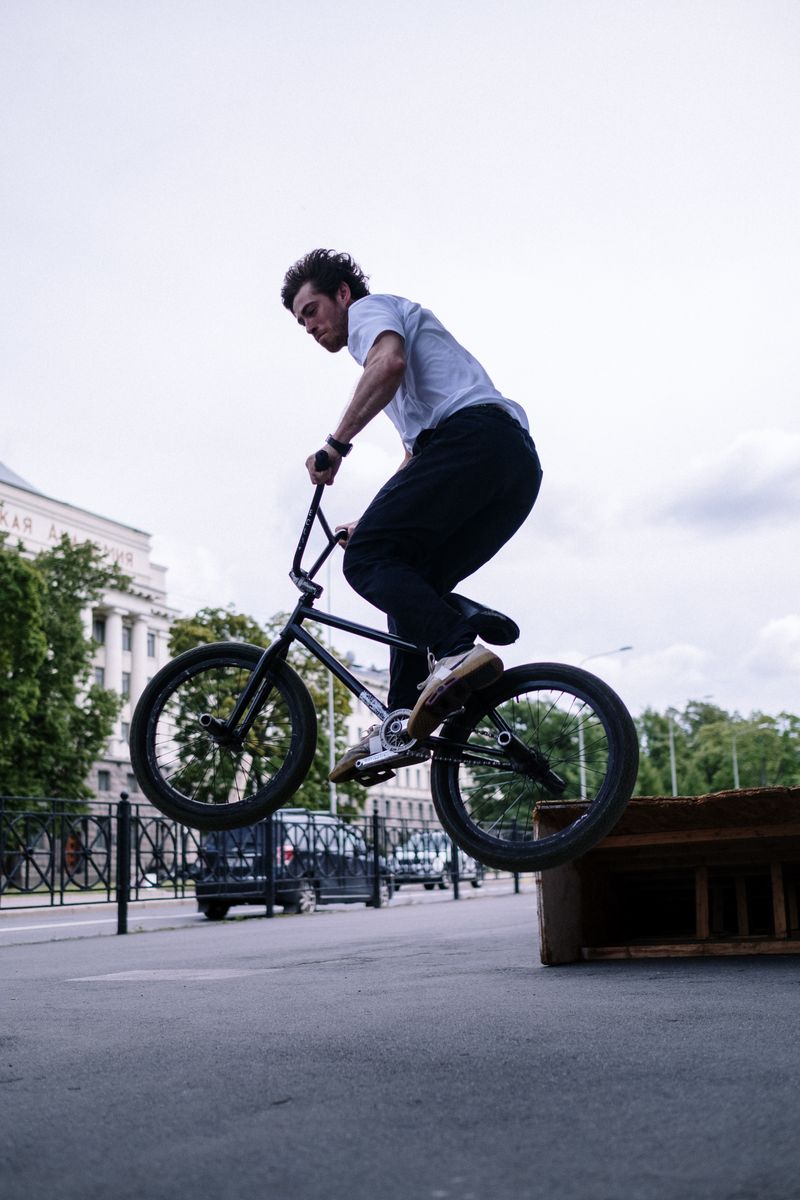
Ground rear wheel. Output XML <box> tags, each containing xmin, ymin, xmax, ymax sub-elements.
<box><xmin>430</xmin><ymin>664</ymin><xmax>639</xmax><ymax>872</ymax></box>
<box><xmin>130</xmin><ymin>642</ymin><xmax>316</xmax><ymax>831</ymax></box>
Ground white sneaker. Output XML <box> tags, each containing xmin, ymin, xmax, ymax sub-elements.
<box><xmin>406</xmin><ymin>646</ymin><xmax>504</xmax><ymax>741</ymax></box>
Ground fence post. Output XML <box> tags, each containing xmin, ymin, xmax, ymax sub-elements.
<box><xmin>265</xmin><ymin>814</ymin><xmax>275</xmax><ymax>919</ymax></box>
<box><xmin>371</xmin><ymin>806</ymin><xmax>382</xmax><ymax>908</ymax></box>
<box><xmin>510</xmin><ymin>816</ymin><xmax>521</xmax><ymax>893</ymax></box>
<box><xmin>116</xmin><ymin>793</ymin><xmax>131</xmax><ymax>935</ymax></box>
<box><xmin>450</xmin><ymin>838</ymin><xmax>460</xmax><ymax>900</ymax></box>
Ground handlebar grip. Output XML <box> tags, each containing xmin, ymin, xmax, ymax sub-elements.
<box><xmin>315</xmin><ymin>448</ymin><xmax>331</xmax><ymax>471</ymax></box>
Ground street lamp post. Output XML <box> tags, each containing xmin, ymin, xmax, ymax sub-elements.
<box><xmin>667</xmin><ymin>710</ymin><xmax>678</xmax><ymax>797</ymax></box>
<box><xmin>576</xmin><ymin>645</ymin><xmax>633</xmax><ymax>798</ymax></box>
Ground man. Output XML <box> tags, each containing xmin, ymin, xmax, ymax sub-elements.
<box><xmin>281</xmin><ymin>249</ymin><xmax>542</xmax><ymax>783</ymax></box>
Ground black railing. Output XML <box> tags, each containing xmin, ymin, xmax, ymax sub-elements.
<box><xmin>0</xmin><ymin>797</ymin><xmax>521</xmax><ymax>932</ymax></box>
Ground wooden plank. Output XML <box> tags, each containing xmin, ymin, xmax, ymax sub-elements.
<box><xmin>594</xmin><ymin>823</ymin><xmax>800</xmax><ymax>850</ymax></box>
<box><xmin>583</xmin><ymin>939</ymin><xmax>800</xmax><ymax>960</ymax></box>
<box><xmin>772</xmin><ymin>862</ymin><xmax>788</xmax><ymax>939</ymax></box>
<box><xmin>536</xmin><ymin>859</ymin><xmax>583</xmax><ymax>965</ymax></box>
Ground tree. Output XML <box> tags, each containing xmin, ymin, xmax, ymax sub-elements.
<box><xmin>634</xmin><ymin>701</ymin><xmax>800</xmax><ymax>796</ymax></box>
<box><xmin>168</xmin><ymin>606</ymin><xmax>367</xmax><ymax>815</ymax></box>
<box><xmin>0</xmin><ymin>533</ymin><xmax>127</xmax><ymax>806</ymax></box>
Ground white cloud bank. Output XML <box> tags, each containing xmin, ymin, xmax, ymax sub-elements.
<box><xmin>657</xmin><ymin>428</ymin><xmax>800</xmax><ymax>529</ymax></box>
<box><xmin>744</xmin><ymin>614</ymin><xmax>800</xmax><ymax>678</ymax></box>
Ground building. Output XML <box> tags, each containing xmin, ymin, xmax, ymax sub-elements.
<box><xmin>0</xmin><ymin>461</ymin><xmax>178</xmax><ymax>800</ymax></box>
<box><xmin>342</xmin><ymin>663</ymin><xmax>437</xmax><ymax>824</ymax></box>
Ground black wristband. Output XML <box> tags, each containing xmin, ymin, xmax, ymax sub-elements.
<box><xmin>326</xmin><ymin>434</ymin><xmax>353</xmax><ymax>457</ymax></box>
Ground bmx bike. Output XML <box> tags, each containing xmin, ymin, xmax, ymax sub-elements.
<box><xmin>130</xmin><ymin>474</ymin><xmax>639</xmax><ymax>872</ymax></box>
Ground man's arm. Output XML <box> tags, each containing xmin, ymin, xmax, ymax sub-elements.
<box><xmin>306</xmin><ymin>331</ymin><xmax>406</xmax><ymax>485</ymax></box>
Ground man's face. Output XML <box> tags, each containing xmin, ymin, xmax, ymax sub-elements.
<box><xmin>292</xmin><ymin>281</ymin><xmax>350</xmax><ymax>353</ymax></box>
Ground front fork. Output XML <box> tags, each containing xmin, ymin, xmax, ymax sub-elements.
<box><xmin>199</xmin><ymin>636</ymin><xmax>292</xmax><ymax>745</ymax></box>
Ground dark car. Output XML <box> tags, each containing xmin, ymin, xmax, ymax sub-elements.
<box><xmin>389</xmin><ymin>830</ymin><xmax>484</xmax><ymax>891</ymax></box>
<box><xmin>194</xmin><ymin>808</ymin><xmax>393</xmax><ymax>919</ymax></box>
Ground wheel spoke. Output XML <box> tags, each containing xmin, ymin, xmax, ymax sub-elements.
<box><xmin>431</xmin><ymin>665</ymin><xmax>638</xmax><ymax>871</ymax></box>
<box><xmin>131</xmin><ymin>646</ymin><xmax>315</xmax><ymax>827</ymax></box>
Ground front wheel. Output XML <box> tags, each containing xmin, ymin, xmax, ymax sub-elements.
<box><xmin>430</xmin><ymin>664</ymin><xmax>639</xmax><ymax>872</ymax></box>
<box><xmin>130</xmin><ymin>642</ymin><xmax>317</xmax><ymax>831</ymax></box>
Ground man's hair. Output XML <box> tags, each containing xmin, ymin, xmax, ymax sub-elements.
<box><xmin>281</xmin><ymin>249</ymin><xmax>370</xmax><ymax>311</ymax></box>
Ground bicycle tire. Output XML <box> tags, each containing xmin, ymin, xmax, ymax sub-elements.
<box><xmin>130</xmin><ymin>642</ymin><xmax>317</xmax><ymax>831</ymax></box>
<box><xmin>430</xmin><ymin>663</ymin><xmax>639</xmax><ymax>872</ymax></box>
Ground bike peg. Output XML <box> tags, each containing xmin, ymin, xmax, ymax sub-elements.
<box><xmin>314</xmin><ymin>448</ymin><xmax>331</xmax><ymax>472</ymax></box>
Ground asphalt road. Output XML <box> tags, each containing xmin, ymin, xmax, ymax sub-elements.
<box><xmin>3</xmin><ymin>891</ymin><xmax>800</xmax><ymax>1200</ymax></box>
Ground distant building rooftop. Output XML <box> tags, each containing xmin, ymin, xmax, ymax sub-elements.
<box><xmin>0</xmin><ymin>461</ymin><xmax>44</xmax><ymax>496</ymax></box>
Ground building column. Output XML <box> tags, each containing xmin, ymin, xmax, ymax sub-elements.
<box><xmin>104</xmin><ymin>609</ymin><xmax>124</xmax><ymax>696</ymax></box>
<box><xmin>155</xmin><ymin>628</ymin><xmax>170</xmax><ymax>671</ymax></box>
<box><xmin>131</xmin><ymin>615</ymin><xmax>149</xmax><ymax>709</ymax></box>
<box><xmin>82</xmin><ymin>606</ymin><xmax>94</xmax><ymax>643</ymax></box>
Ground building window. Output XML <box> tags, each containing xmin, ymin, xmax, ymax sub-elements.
<box><xmin>147</xmin><ymin>631</ymin><xmax>156</xmax><ymax>657</ymax></box>
<box><xmin>97</xmin><ymin>770</ymin><xmax>111</xmax><ymax>793</ymax></box>
<box><xmin>94</xmin><ymin>666</ymin><xmax>105</xmax><ymax>688</ymax></box>
<box><xmin>121</xmin><ymin>672</ymin><xmax>131</xmax><ymax>699</ymax></box>
<box><xmin>92</xmin><ymin>617</ymin><xmax>106</xmax><ymax>645</ymax></box>
<box><xmin>122</xmin><ymin>623</ymin><xmax>132</xmax><ymax>652</ymax></box>
<box><xmin>126</xmin><ymin>773</ymin><xmax>139</xmax><ymax>793</ymax></box>
<box><xmin>121</xmin><ymin>722</ymin><xmax>130</xmax><ymax>743</ymax></box>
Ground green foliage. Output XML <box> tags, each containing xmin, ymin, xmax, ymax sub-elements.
<box><xmin>634</xmin><ymin>702</ymin><xmax>800</xmax><ymax>797</ymax></box>
<box><xmin>168</xmin><ymin>606</ymin><xmax>366</xmax><ymax>815</ymax></box>
<box><xmin>0</xmin><ymin>534</ymin><xmax>129</xmax><ymax>806</ymax></box>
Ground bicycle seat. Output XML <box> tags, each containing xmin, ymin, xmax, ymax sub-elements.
<box><xmin>447</xmin><ymin>593</ymin><xmax>519</xmax><ymax>646</ymax></box>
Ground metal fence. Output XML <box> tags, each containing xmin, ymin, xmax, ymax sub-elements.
<box><xmin>0</xmin><ymin>797</ymin><xmax>520</xmax><ymax>933</ymax></box>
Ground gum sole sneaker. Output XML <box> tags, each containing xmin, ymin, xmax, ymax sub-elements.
<box><xmin>329</xmin><ymin>727</ymin><xmax>422</xmax><ymax>785</ymax></box>
<box><xmin>406</xmin><ymin>645</ymin><xmax>504</xmax><ymax>741</ymax></box>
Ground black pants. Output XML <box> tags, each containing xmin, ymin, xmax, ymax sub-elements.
<box><xmin>343</xmin><ymin>405</ymin><xmax>543</xmax><ymax>709</ymax></box>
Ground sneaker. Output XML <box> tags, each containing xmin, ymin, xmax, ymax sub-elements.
<box><xmin>329</xmin><ymin>726</ymin><xmax>423</xmax><ymax>785</ymax></box>
<box><xmin>406</xmin><ymin>645</ymin><xmax>504</xmax><ymax>741</ymax></box>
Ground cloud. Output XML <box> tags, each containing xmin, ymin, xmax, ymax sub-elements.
<box><xmin>622</xmin><ymin>642</ymin><xmax>713</xmax><ymax>709</ymax></box>
<box><xmin>150</xmin><ymin>536</ymin><xmax>240</xmax><ymax>617</ymax></box>
<box><xmin>743</xmin><ymin>614</ymin><xmax>800</xmax><ymax>677</ymax></box>
<box><xmin>655</xmin><ymin>428</ymin><xmax>800</xmax><ymax>529</ymax></box>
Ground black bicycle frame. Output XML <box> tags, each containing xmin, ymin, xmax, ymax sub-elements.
<box><xmin>207</xmin><ymin>485</ymin><xmax>545</xmax><ymax>779</ymax></box>
<box><xmin>222</xmin><ymin>485</ymin><xmax>426</xmax><ymax>738</ymax></box>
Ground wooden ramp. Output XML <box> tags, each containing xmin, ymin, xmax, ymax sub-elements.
<box><xmin>536</xmin><ymin>788</ymin><xmax>800</xmax><ymax>964</ymax></box>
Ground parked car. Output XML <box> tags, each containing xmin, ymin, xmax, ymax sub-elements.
<box><xmin>194</xmin><ymin>808</ymin><xmax>393</xmax><ymax>919</ymax></box>
<box><xmin>389</xmin><ymin>830</ymin><xmax>484</xmax><ymax>891</ymax></box>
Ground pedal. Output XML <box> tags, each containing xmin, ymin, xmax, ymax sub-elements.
<box><xmin>357</xmin><ymin>768</ymin><xmax>397</xmax><ymax>788</ymax></box>
<box><xmin>356</xmin><ymin>748</ymin><xmax>412</xmax><ymax>770</ymax></box>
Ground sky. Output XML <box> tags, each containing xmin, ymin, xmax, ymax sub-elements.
<box><xmin>2</xmin><ymin>0</ymin><xmax>799</xmax><ymax>719</ymax></box>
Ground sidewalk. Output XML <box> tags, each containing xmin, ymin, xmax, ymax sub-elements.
<box><xmin>0</xmin><ymin>875</ymin><xmax>533</xmax><ymax>944</ymax></box>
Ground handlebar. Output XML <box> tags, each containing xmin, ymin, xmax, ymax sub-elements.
<box><xmin>289</xmin><ymin>466</ymin><xmax>347</xmax><ymax>597</ymax></box>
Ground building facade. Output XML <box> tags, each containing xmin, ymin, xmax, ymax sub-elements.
<box><xmin>0</xmin><ymin>462</ymin><xmax>178</xmax><ymax>800</ymax></box>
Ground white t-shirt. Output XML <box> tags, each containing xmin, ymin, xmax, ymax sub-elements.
<box><xmin>347</xmin><ymin>294</ymin><xmax>529</xmax><ymax>452</ymax></box>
